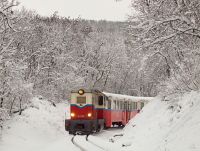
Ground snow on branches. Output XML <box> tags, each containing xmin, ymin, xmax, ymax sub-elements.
<box><xmin>127</xmin><ymin>0</ymin><xmax>200</xmax><ymax>95</ymax></box>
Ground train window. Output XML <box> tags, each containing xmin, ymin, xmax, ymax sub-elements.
<box><xmin>130</xmin><ymin>103</ymin><xmax>132</xmax><ymax>110</ymax></box>
<box><xmin>108</xmin><ymin>100</ymin><xmax>111</xmax><ymax>109</ymax></box>
<box><xmin>141</xmin><ymin>102</ymin><xmax>144</xmax><ymax>109</ymax></box>
<box><xmin>77</xmin><ymin>96</ymin><xmax>86</xmax><ymax>104</ymax></box>
<box><xmin>120</xmin><ymin>101</ymin><xmax>123</xmax><ymax>110</ymax></box>
<box><xmin>133</xmin><ymin>102</ymin><xmax>137</xmax><ymax>109</ymax></box>
<box><xmin>124</xmin><ymin>102</ymin><xmax>127</xmax><ymax>110</ymax></box>
<box><xmin>130</xmin><ymin>102</ymin><xmax>132</xmax><ymax>110</ymax></box>
<box><xmin>128</xmin><ymin>102</ymin><xmax>130</xmax><ymax>110</ymax></box>
<box><xmin>117</xmin><ymin>101</ymin><xmax>119</xmax><ymax>110</ymax></box>
<box><xmin>128</xmin><ymin>102</ymin><xmax>131</xmax><ymax>110</ymax></box>
<box><xmin>114</xmin><ymin>100</ymin><xmax>116</xmax><ymax>109</ymax></box>
<box><xmin>98</xmin><ymin>96</ymin><xmax>103</xmax><ymax>105</ymax></box>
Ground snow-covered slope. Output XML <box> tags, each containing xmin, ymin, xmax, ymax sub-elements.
<box><xmin>118</xmin><ymin>91</ymin><xmax>200</xmax><ymax>151</ymax></box>
<box><xmin>0</xmin><ymin>97</ymin><xmax>79</xmax><ymax>151</ymax></box>
<box><xmin>1</xmin><ymin>91</ymin><xmax>200</xmax><ymax>151</ymax></box>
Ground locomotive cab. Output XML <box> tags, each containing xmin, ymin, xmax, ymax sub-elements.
<box><xmin>65</xmin><ymin>89</ymin><xmax>105</xmax><ymax>135</ymax></box>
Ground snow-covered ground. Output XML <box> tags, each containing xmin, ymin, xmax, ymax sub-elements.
<box><xmin>0</xmin><ymin>97</ymin><xmax>79</xmax><ymax>151</ymax></box>
<box><xmin>1</xmin><ymin>91</ymin><xmax>200</xmax><ymax>151</ymax></box>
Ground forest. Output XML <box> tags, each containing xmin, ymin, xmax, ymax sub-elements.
<box><xmin>1</xmin><ymin>0</ymin><xmax>200</xmax><ymax>128</ymax></box>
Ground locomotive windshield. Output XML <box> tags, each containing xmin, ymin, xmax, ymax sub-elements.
<box><xmin>77</xmin><ymin>96</ymin><xmax>86</xmax><ymax>104</ymax></box>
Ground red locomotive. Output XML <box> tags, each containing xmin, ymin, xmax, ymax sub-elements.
<box><xmin>65</xmin><ymin>89</ymin><xmax>152</xmax><ymax>135</ymax></box>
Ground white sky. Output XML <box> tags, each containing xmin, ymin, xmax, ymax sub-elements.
<box><xmin>18</xmin><ymin>0</ymin><xmax>132</xmax><ymax>21</ymax></box>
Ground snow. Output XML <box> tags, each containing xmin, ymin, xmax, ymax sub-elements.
<box><xmin>0</xmin><ymin>97</ymin><xmax>78</xmax><ymax>151</ymax></box>
<box><xmin>73</xmin><ymin>135</ymin><xmax>104</xmax><ymax>151</ymax></box>
<box><xmin>103</xmin><ymin>92</ymin><xmax>154</xmax><ymax>102</ymax></box>
<box><xmin>1</xmin><ymin>91</ymin><xmax>200</xmax><ymax>151</ymax></box>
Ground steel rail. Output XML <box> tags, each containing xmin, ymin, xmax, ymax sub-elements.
<box><xmin>71</xmin><ymin>135</ymin><xmax>87</xmax><ymax>151</ymax></box>
<box><xmin>86</xmin><ymin>135</ymin><xmax>108</xmax><ymax>151</ymax></box>
<box><xmin>71</xmin><ymin>135</ymin><xmax>107</xmax><ymax>151</ymax></box>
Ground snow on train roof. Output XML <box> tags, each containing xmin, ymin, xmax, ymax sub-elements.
<box><xmin>103</xmin><ymin>92</ymin><xmax>154</xmax><ymax>102</ymax></box>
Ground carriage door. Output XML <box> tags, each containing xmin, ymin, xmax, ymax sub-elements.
<box><xmin>122</xmin><ymin>101</ymin><xmax>127</xmax><ymax>125</ymax></box>
<box><xmin>126</xmin><ymin>101</ymin><xmax>130</xmax><ymax>122</ymax></box>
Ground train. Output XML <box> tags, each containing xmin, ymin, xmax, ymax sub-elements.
<box><xmin>65</xmin><ymin>89</ymin><xmax>153</xmax><ymax>135</ymax></box>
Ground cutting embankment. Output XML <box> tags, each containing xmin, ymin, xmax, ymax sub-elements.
<box><xmin>118</xmin><ymin>91</ymin><xmax>200</xmax><ymax>151</ymax></box>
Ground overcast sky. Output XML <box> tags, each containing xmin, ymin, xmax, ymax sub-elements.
<box><xmin>18</xmin><ymin>0</ymin><xmax>132</xmax><ymax>21</ymax></box>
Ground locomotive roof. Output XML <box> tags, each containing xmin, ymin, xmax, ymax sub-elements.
<box><xmin>103</xmin><ymin>92</ymin><xmax>154</xmax><ymax>102</ymax></box>
<box><xmin>71</xmin><ymin>89</ymin><xmax>103</xmax><ymax>94</ymax></box>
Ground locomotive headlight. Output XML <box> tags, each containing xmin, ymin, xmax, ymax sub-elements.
<box><xmin>78</xmin><ymin>89</ymin><xmax>84</xmax><ymax>95</ymax></box>
<box><xmin>87</xmin><ymin>113</ymin><xmax>92</xmax><ymax>117</ymax></box>
<box><xmin>71</xmin><ymin>113</ymin><xmax>75</xmax><ymax>117</ymax></box>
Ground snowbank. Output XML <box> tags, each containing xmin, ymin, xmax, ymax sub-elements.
<box><xmin>117</xmin><ymin>91</ymin><xmax>200</xmax><ymax>151</ymax></box>
<box><xmin>0</xmin><ymin>97</ymin><xmax>78</xmax><ymax>151</ymax></box>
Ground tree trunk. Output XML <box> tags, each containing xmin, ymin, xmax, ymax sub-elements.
<box><xmin>19</xmin><ymin>97</ymin><xmax>23</xmax><ymax>115</ymax></box>
<box><xmin>0</xmin><ymin>98</ymin><xmax>3</xmax><ymax>108</ymax></box>
<box><xmin>9</xmin><ymin>97</ymin><xmax>16</xmax><ymax>115</ymax></box>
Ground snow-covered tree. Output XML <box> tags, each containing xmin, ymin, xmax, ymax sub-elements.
<box><xmin>127</xmin><ymin>0</ymin><xmax>200</xmax><ymax>95</ymax></box>
<box><xmin>0</xmin><ymin>0</ymin><xmax>22</xmax><ymax>128</ymax></box>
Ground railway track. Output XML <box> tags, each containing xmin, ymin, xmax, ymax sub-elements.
<box><xmin>71</xmin><ymin>135</ymin><xmax>108</xmax><ymax>151</ymax></box>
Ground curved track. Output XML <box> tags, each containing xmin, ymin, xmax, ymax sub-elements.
<box><xmin>71</xmin><ymin>135</ymin><xmax>107</xmax><ymax>151</ymax></box>
<box><xmin>71</xmin><ymin>135</ymin><xmax>87</xmax><ymax>151</ymax></box>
